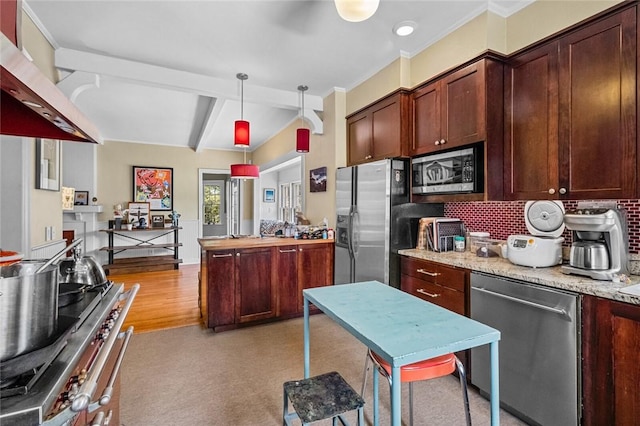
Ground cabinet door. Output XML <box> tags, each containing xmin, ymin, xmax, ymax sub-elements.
<box><xmin>235</xmin><ymin>247</ymin><xmax>276</xmax><ymax>323</ymax></box>
<box><xmin>558</xmin><ymin>8</ymin><xmax>637</xmax><ymax>199</ymax></box>
<box><xmin>297</xmin><ymin>243</ymin><xmax>334</xmax><ymax>309</ymax></box>
<box><xmin>582</xmin><ymin>296</ymin><xmax>640</xmax><ymax>425</ymax></box>
<box><xmin>207</xmin><ymin>250</ymin><xmax>235</xmax><ymax>328</ymax></box>
<box><xmin>370</xmin><ymin>94</ymin><xmax>405</xmax><ymax>160</ymax></box>
<box><xmin>441</xmin><ymin>60</ymin><xmax>486</xmax><ymax>149</ymax></box>
<box><xmin>347</xmin><ymin>112</ymin><xmax>372</xmax><ymax>165</ymax></box>
<box><xmin>412</xmin><ymin>82</ymin><xmax>441</xmax><ymax>155</ymax></box>
<box><xmin>504</xmin><ymin>42</ymin><xmax>560</xmax><ymax>200</ymax></box>
<box><xmin>276</xmin><ymin>245</ymin><xmax>299</xmax><ymax>317</ymax></box>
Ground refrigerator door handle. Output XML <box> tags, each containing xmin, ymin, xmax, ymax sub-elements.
<box><xmin>351</xmin><ymin>207</ymin><xmax>360</xmax><ymax>259</ymax></box>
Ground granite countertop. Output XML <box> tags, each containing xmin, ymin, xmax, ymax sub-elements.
<box><xmin>198</xmin><ymin>236</ymin><xmax>334</xmax><ymax>250</ymax></box>
<box><xmin>398</xmin><ymin>249</ymin><xmax>640</xmax><ymax>306</ymax></box>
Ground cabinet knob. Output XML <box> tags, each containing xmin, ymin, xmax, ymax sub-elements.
<box><xmin>434</xmin><ymin>140</ymin><xmax>440</xmax><ymax>146</ymax></box>
<box><xmin>440</xmin><ymin>139</ymin><xmax>446</xmax><ymax>145</ymax></box>
<box><xmin>236</xmin><ymin>252</ymin><xmax>240</xmax><ymax>256</ymax></box>
<box><xmin>299</xmin><ymin>248</ymin><xmax>303</xmax><ymax>252</ymax></box>
<box><xmin>559</xmin><ymin>187</ymin><xmax>567</xmax><ymax>195</ymax></box>
<box><xmin>548</xmin><ymin>188</ymin><xmax>556</xmax><ymax>195</ymax></box>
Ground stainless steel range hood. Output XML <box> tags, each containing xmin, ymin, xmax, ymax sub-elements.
<box><xmin>0</xmin><ymin>32</ymin><xmax>101</xmax><ymax>143</ymax></box>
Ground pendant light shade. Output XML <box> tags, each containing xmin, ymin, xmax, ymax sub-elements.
<box><xmin>334</xmin><ymin>0</ymin><xmax>379</xmax><ymax>22</ymax></box>
<box><xmin>231</xmin><ymin>73</ymin><xmax>258</xmax><ymax>179</ymax></box>
<box><xmin>296</xmin><ymin>128</ymin><xmax>310</xmax><ymax>153</ymax></box>
<box><xmin>296</xmin><ymin>85</ymin><xmax>310</xmax><ymax>153</ymax></box>
<box><xmin>230</xmin><ymin>163</ymin><xmax>259</xmax><ymax>179</ymax></box>
<box><xmin>234</xmin><ymin>73</ymin><xmax>250</xmax><ymax>147</ymax></box>
<box><xmin>234</xmin><ymin>120</ymin><xmax>250</xmax><ymax>146</ymax></box>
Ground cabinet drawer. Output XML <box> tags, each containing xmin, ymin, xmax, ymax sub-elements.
<box><xmin>401</xmin><ymin>256</ymin><xmax>439</xmax><ymax>283</ymax></box>
<box><xmin>401</xmin><ymin>274</ymin><xmax>465</xmax><ymax>315</ymax></box>
<box><xmin>400</xmin><ymin>256</ymin><xmax>466</xmax><ymax>292</ymax></box>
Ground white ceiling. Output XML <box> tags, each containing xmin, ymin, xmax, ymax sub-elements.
<box><xmin>24</xmin><ymin>0</ymin><xmax>532</xmax><ymax>152</ymax></box>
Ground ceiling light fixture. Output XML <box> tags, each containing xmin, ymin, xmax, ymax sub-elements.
<box><xmin>296</xmin><ymin>85</ymin><xmax>310</xmax><ymax>153</ymax></box>
<box><xmin>393</xmin><ymin>21</ymin><xmax>416</xmax><ymax>37</ymax></box>
<box><xmin>334</xmin><ymin>0</ymin><xmax>380</xmax><ymax>22</ymax></box>
<box><xmin>231</xmin><ymin>72</ymin><xmax>259</xmax><ymax>179</ymax></box>
<box><xmin>234</xmin><ymin>73</ymin><xmax>250</xmax><ymax>147</ymax></box>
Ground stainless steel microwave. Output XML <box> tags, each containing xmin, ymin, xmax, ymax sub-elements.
<box><xmin>411</xmin><ymin>144</ymin><xmax>483</xmax><ymax>195</ymax></box>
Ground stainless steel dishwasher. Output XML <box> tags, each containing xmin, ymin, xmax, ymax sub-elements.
<box><xmin>470</xmin><ymin>272</ymin><xmax>581</xmax><ymax>426</ymax></box>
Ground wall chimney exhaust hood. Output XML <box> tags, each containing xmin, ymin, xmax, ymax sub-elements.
<box><xmin>1</xmin><ymin>33</ymin><xmax>101</xmax><ymax>143</ymax></box>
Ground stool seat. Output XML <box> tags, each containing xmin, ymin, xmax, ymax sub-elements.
<box><xmin>370</xmin><ymin>351</ymin><xmax>457</xmax><ymax>383</ymax></box>
<box><xmin>284</xmin><ymin>371</ymin><xmax>365</xmax><ymax>425</ymax></box>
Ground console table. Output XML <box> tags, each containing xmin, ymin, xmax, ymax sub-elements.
<box><xmin>100</xmin><ymin>227</ymin><xmax>182</xmax><ymax>274</ymax></box>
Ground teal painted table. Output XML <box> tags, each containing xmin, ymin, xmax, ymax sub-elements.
<box><xmin>303</xmin><ymin>281</ymin><xmax>501</xmax><ymax>426</ymax></box>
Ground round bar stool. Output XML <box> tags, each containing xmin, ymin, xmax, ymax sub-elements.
<box><xmin>361</xmin><ymin>349</ymin><xmax>472</xmax><ymax>426</ymax></box>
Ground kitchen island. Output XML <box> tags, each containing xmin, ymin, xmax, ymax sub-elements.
<box><xmin>198</xmin><ymin>236</ymin><xmax>334</xmax><ymax>332</ymax></box>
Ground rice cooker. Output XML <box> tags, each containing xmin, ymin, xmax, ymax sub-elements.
<box><xmin>507</xmin><ymin>200</ymin><xmax>565</xmax><ymax>268</ymax></box>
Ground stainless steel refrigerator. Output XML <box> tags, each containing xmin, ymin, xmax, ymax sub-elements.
<box><xmin>334</xmin><ymin>159</ymin><xmax>443</xmax><ymax>287</ymax></box>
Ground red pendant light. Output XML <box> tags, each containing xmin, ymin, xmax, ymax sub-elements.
<box><xmin>230</xmin><ymin>163</ymin><xmax>259</xmax><ymax>179</ymax></box>
<box><xmin>296</xmin><ymin>85</ymin><xmax>310</xmax><ymax>153</ymax></box>
<box><xmin>234</xmin><ymin>73</ymin><xmax>250</xmax><ymax>147</ymax></box>
<box><xmin>231</xmin><ymin>73</ymin><xmax>259</xmax><ymax>179</ymax></box>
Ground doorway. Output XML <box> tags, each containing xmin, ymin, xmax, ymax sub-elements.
<box><xmin>198</xmin><ymin>169</ymin><xmax>240</xmax><ymax>237</ymax></box>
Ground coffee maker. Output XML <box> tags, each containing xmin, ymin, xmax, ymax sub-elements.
<box><xmin>561</xmin><ymin>207</ymin><xmax>629</xmax><ymax>281</ymax></box>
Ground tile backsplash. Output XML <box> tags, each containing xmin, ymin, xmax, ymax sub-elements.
<box><xmin>445</xmin><ymin>199</ymin><xmax>640</xmax><ymax>254</ymax></box>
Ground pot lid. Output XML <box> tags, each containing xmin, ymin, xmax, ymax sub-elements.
<box><xmin>524</xmin><ymin>200</ymin><xmax>565</xmax><ymax>238</ymax></box>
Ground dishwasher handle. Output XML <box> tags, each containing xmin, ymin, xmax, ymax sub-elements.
<box><xmin>472</xmin><ymin>286</ymin><xmax>571</xmax><ymax>320</ymax></box>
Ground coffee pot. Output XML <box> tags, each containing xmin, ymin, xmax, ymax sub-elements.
<box><xmin>561</xmin><ymin>208</ymin><xmax>629</xmax><ymax>281</ymax></box>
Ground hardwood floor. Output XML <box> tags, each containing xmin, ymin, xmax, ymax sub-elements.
<box><xmin>110</xmin><ymin>264</ymin><xmax>202</xmax><ymax>333</ymax></box>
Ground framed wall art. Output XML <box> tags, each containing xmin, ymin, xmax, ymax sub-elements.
<box><xmin>128</xmin><ymin>202</ymin><xmax>150</xmax><ymax>228</ymax></box>
<box><xmin>132</xmin><ymin>166</ymin><xmax>173</xmax><ymax>211</ymax></box>
<box><xmin>263</xmin><ymin>188</ymin><xmax>275</xmax><ymax>203</ymax></box>
<box><xmin>74</xmin><ymin>191</ymin><xmax>89</xmax><ymax>206</ymax></box>
<box><xmin>310</xmin><ymin>166</ymin><xmax>327</xmax><ymax>193</ymax></box>
<box><xmin>35</xmin><ymin>139</ymin><xmax>60</xmax><ymax>191</ymax></box>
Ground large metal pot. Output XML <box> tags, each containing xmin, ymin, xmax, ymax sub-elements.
<box><xmin>0</xmin><ymin>260</ymin><xmax>59</xmax><ymax>361</ymax></box>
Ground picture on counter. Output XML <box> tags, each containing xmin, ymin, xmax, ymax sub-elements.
<box><xmin>35</xmin><ymin>139</ymin><xmax>60</xmax><ymax>191</ymax></box>
<box><xmin>152</xmin><ymin>215</ymin><xmax>165</xmax><ymax>228</ymax></box>
<box><xmin>132</xmin><ymin>166</ymin><xmax>173</xmax><ymax>211</ymax></box>
<box><xmin>263</xmin><ymin>188</ymin><xmax>275</xmax><ymax>203</ymax></box>
<box><xmin>310</xmin><ymin>166</ymin><xmax>327</xmax><ymax>193</ymax></box>
<box><xmin>128</xmin><ymin>202</ymin><xmax>150</xmax><ymax>228</ymax></box>
<box><xmin>74</xmin><ymin>191</ymin><xmax>89</xmax><ymax>206</ymax></box>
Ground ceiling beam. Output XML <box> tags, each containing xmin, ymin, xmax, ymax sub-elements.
<box><xmin>54</xmin><ymin>48</ymin><xmax>324</xmax><ymax>112</ymax></box>
<box><xmin>193</xmin><ymin>97</ymin><xmax>225</xmax><ymax>153</ymax></box>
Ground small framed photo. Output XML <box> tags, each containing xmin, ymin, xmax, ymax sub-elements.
<box><xmin>152</xmin><ymin>215</ymin><xmax>165</xmax><ymax>228</ymax></box>
<box><xmin>74</xmin><ymin>191</ymin><xmax>89</xmax><ymax>206</ymax></box>
<box><xmin>263</xmin><ymin>188</ymin><xmax>275</xmax><ymax>203</ymax></box>
<box><xmin>128</xmin><ymin>202</ymin><xmax>150</xmax><ymax>228</ymax></box>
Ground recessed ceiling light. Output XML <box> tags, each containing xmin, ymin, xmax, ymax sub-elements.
<box><xmin>393</xmin><ymin>21</ymin><xmax>416</xmax><ymax>37</ymax></box>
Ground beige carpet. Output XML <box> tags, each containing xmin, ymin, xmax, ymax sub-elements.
<box><xmin>121</xmin><ymin>315</ymin><xmax>528</xmax><ymax>425</ymax></box>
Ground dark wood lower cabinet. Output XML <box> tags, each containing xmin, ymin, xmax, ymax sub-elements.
<box><xmin>582</xmin><ymin>295</ymin><xmax>640</xmax><ymax>426</ymax></box>
<box><xmin>201</xmin><ymin>241</ymin><xmax>334</xmax><ymax>331</ymax></box>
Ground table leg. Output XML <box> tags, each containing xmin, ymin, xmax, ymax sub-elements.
<box><xmin>303</xmin><ymin>297</ymin><xmax>310</xmax><ymax>379</ymax></box>
<box><xmin>391</xmin><ymin>365</ymin><xmax>401</xmax><ymax>426</ymax></box>
<box><xmin>490</xmin><ymin>341</ymin><xmax>500</xmax><ymax>426</ymax></box>
<box><xmin>373</xmin><ymin>366</ymin><xmax>379</xmax><ymax>426</ymax></box>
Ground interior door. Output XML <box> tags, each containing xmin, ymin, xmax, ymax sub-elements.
<box><xmin>203</xmin><ymin>180</ymin><xmax>227</xmax><ymax>237</ymax></box>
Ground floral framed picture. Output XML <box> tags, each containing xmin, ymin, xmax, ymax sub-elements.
<box><xmin>132</xmin><ymin>166</ymin><xmax>173</xmax><ymax>211</ymax></box>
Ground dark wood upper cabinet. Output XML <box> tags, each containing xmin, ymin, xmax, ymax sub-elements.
<box><xmin>505</xmin><ymin>6</ymin><xmax>637</xmax><ymax>200</ymax></box>
<box><xmin>347</xmin><ymin>90</ymin><xmax>410</xmax><ymax>165</ymax></box>
<box><xmin>413</xmin><ymin>60</ymin><xmax>494</xmax><ymax>155</ymax></box>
